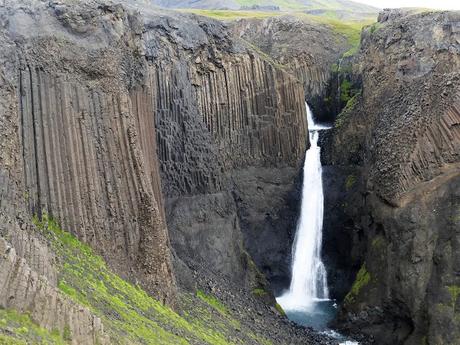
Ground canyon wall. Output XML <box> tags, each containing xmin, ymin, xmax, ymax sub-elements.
<box><xmin>220</xmin><ymin>16</ymin><xmax>350</xmax><ymax>290</ymax></box>
<box><xmin>231</xmin><ymin>16</ymin><xmax>349</xmax><ymax>122</ymax></box>
<box><xmin>0</xmin><ymin>1</ymin><xmax>175</xmax><ymax>340</ymax></box>
<box><xmin>323</xmin><ymin>9</ymin><xmax>460</xmax><ymax>344</ymax></box>
<box><xmin>0</xmin><ymin>0</ymin><xmax>345</xmax><ymax>341</ymax></box>
<box><xmin>144</xmin><ymin>11</ymin><xmax>310</xmax><ymax>289</ymax></box>
<box><xmin>137</xmin><ymin>11</ymin><xmax>348</xmax><ymax>291</ymax></box>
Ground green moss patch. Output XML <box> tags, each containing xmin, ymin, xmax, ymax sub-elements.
<box><xmin>369</xmin><ymin>22</ymin><xmax>382</xmax><ymax>34</ymax></box>
<box><xmin>340</xmin><ymin>79</ymin><xmax>354</xmax><ymax>103</ymax></box>
<box><xmin>252</xmin><ymin>288</ymin><xmax>268</xmax><ymax>297</ymax></box>
<box><xmin>334</xmin><ymin>92</ymin><xmax>360</xmax><ymax>130</ymax></box>
<box><xmin>196</xmin><ymin>290</ymin><xmax>230</xmax><ymax>316</ymax></box>
<box><xmin>447</xmin><ymin>285</ymin><xmax>460</xmax><ymax>308</ymax></box>
<box><xmin>344</xmin><ymin>263</ymin><xmax>371</xmax><ymax>305</ymax></box>
<box><xmin>274</xmin><ymin>303</ymin><xmax>286</xmax><ymax>316</ymax></box>
<box><xmin>345</xmin><ymin>174</ymin><xmax>356</xmax><ymax>191</ymax></box>
<box><xmin>371</xmin><ymin>236</ymin><xmax>386</xmax><ymax>251</ymax></box>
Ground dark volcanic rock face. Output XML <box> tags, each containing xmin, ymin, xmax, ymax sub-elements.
<box><xmin>0</xmin><ymin>0</ymin><xmax>176</xmax><ymax>303</ymax></box>
<box><xmin>138</xmin><ymin>10</ymin><xmax>340</xmax><ymax>292</ymax></box>
<box><xmin>231</xmin><ymin>16</ymin><xmax>350</xmax><ymax>113</ymax></box>
<box><xmin>232</xmin><ymin>166</ymin><xmax>303</xmax><ymax>293</ymax></box>
<box><xmin>323</xmin><ymin>9</ymin><xmax>460</xmax><ymax>345</ymax></box>
<box><xmin>0</xmin><ymin>1</ymin><xmax>347</xmax><ymax>343</ymax></box>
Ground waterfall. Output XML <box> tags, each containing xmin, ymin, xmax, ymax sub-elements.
<box><xmin>277</xmin><ymin>103</ymin><xmax>330</xmax><ymax>311</ymax></box>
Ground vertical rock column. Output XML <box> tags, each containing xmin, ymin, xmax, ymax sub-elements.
<box><xmin>18</xmin><ymin>66</ymin><xmax>175</xmax><ymax>303</ymax></box>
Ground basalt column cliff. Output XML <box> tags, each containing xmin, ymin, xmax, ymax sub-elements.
<box><xmin>0</xmin><ymin>1</ymin><xmax>347</xmax><ymax>344</ymax></box>
<box><xmin>323</xmin><ymin>9</ymin><xmax>460</xmax><ymax>345</ymax></box>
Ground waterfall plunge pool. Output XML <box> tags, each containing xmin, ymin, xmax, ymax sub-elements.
<box><xmin>281</xmin><ymin>299</ymin><xmax>337</xmax><ymax>330</ymax></box>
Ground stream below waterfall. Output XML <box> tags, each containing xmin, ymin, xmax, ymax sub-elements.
<box><xmin>276</xmin><ymin>103</ymin><xmax>358</xmax><ymax>345</ymax></box>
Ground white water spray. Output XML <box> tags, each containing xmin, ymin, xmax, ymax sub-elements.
<box><xmin>277</xmin><ymin>103</ymin><xmax>330</xmax><ymax>311</ymax></box>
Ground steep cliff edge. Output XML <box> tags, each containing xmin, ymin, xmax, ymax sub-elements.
<box><xmin>0</xmin><ymin>0</ymin><xmax>347</xmax><ymax>344</ymax></box>
<box><xmin>138</xmin><ymin>10</ymin><xmax>349</xmax><ymax>293</ymax></box>
<box><xmin>0</xmin><ymin>0</ymin><xmax>176</xmax><ymax>304</ymax></box>
<box><xmin>230</xmin><ymin>16</ymin><xmax>349</xmax><ymax>100</ymax></box>
<box><xmin>323</xmin><ymin>9</ymin><xmax>460</xmax><ymax>344</ymax></box>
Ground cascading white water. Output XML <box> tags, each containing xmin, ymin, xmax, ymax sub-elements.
<box><xmin>275</xmin><ymin>103</ymin><xmax>359</xmax><ymax>344</ymax></box>
<box><xmin>277</xmin><ymin>103</ymin><xmax>330</xmax><ymax>311</ymax></box>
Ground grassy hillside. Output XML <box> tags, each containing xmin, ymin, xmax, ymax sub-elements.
<box><xmin>180</xmin><ymin>8</ymin><xmax>281</xmax><ymax>19</ymax></box>
<box><xmin>235</xmin><ymin>0</ymin><xmax>378</xmax><ymax>12</ymax></box>
<box><xmin>181</xmin><ymin>8</ymin><xmax>373</xmax><ymax>57</ymax></box>
<box><xmin>173</xmin><ymin>0</ymin><xmax>377</xmax><ymax>51</ymax></box>
<box><xmin>296</xmin><ymin>12</ymin><xmax>374</xmax><ymax>54</ymax></box>
<box><xmin>151</xmin><ymin>0</ymin><xmax>379</xmax><ymax>16</ymax></box>
<box><xmin>0</xmin><ymin>214</ymin><xmax>273</xmax><ymax>345</ymax></box>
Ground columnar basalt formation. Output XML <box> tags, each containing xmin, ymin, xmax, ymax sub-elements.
<box><xmin>139</xmin><ymin>10</ymin><xmax>323</xmax><ymax>288</ymax></box>
<box><xmin>230</xmin><ymin>16</ymin><xmax>350</xmax><ymax>113</ymax></box>
<box><xmin>144</xmin><ymin>13</ymin><xmax>309</xmax><ymax>193</ymax></box>
<box><xmin>323</xmin><ymin>9</ymin><xmax>460</xmax><ymax>344</ymax></box>
<box><xmin>0</xmin><ymin>0</ymin><xmax>361</xmax><ymax>343</ymax></box>
<box><xmin>1</xmin><ymin>0</ymin><xmax>175</xmax><ymax>307</ymax></box>
<box><xmin>0</xmin><ymin>227</ymin><xmax>108</xmax><ymax>345</ymax></box>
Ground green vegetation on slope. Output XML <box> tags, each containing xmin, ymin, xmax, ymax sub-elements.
<box><xmin>180</xmin><ymin>9</ymin><xmax>280</xmax><ymax>20</ymax></box>
<box><xmin>447</xmin><ymin>285</ymin><xmax>460</xmax><ymax>308</ymax></box>
<box><xmin>344</xmin><ymin>263</ymin><xmax>371</xmax><ymax>305</ymax></box>
<box><xmin>235</xmin><ymin>0</ymin><xmax>303</xmax><ymax>10</ymax></box>
<box><xmin>31</xmin><ymin>214</ymin><xmax>272</xmax><ymax>345</ymax></box>
<box><xmin>196</xmin><ymin>290</ymin><xmax>230</xmax><ymax>316</ymax></box>
<box><xmin>252</xmin><ymin>288</ymin><xmax>268</xmax><ymax>297</ymax></box>
<box><xmin>183</xmin><ymin>8</ymin><xmax>373</xmax><ymax>58</ymax></box>
<box><xmin>235</xmin><ymin>0</ymin><xmax>378</xmax><ymax>12</ymax></box>
<box><xmin>296</xmin><ymin>13</ymin><xmax>373</xmax><ymax>56</ymax></box>
<box><xmin>334</xmin><ymin>92</ymin><xmax>360</xmax><ymax>129</ymax></box>
<box><xmin>0</xmin><ymin>309</ymin><xmax>69</xmax><ymax>345</ymax></box>
<box><xmin>340</xmin><ymin>79</ymin><xmax>354</xmax><ymax>103</ymax></box>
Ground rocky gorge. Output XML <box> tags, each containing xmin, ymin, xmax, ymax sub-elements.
<box><xmin>0</xmin><ymin>1</ymin><xmax>459</xmax><ymax>345</ymax></box>
<box><xmin>322</xmin><ymin>9</ymin><xmax>460</xmax><ymax>344</ymax></box>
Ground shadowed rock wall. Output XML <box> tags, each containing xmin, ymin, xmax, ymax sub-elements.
<box><xmin>323</xmin><ymin>9</ymin><xmax>460</xmax><ymax>344</ymax></box>
<box><xmin>137</xmin><ymin>11</ymin><xmax>343</xmax><ymax>290</ymax></box>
